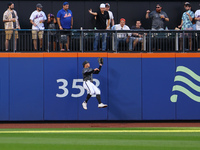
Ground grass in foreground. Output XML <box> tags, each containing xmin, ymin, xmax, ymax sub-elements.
<box><xmin>0</xmin><ymin>127</ymin><xmax>199</xmax><ymax>150</ymax></box>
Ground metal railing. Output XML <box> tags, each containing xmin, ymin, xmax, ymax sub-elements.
<box><xmin>1</xmin><ymin>29</ymin><xmax>200</xmax><ymax>52</ymax></box>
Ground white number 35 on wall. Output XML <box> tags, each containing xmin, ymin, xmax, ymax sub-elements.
<box><xmin>56</xmin><ymin>79</ymin><xmax>100</xmax><ymax>98</ymax></box>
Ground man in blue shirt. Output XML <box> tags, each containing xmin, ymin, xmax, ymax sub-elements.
<box><xmin>57</xmin><ymin>2</ymin><xmax>73</xmax><ymax>51</ymax></box>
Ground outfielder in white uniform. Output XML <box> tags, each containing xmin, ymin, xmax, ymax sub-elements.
<box><xmin>82</xmin><ymin>60</ymin><xmax>107</xmax><ymax>110</ymax></box>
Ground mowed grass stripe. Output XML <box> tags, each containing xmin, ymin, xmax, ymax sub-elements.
<box><xmin>0</xmin><ymin>129</ymin><xmax>200</xmax><ymax>133</ymax></box>
<box><xmin>0</xmin><ymin>128</ymin><xmax>200</xmax><ymax>150</ymax></box>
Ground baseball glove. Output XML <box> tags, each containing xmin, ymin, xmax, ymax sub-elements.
<box><xmin>98</xmin><ymin>57</ymin><xmax>103</xmax><ymax>65</ymax></box>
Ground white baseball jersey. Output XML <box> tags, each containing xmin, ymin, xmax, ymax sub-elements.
<box><xmin>30</xmin><ymin>10</ymin><xmax>47</xmax><ymax>30</ymax></box>
<box><xmin>195</xmin><ymin>10</ymin><xmax>200</xmax><ymax>30</ymax></box>
<box><xmin>106</xmin><ymin>10</ymin><xmax>114</xmax><ymax>29</ymax></box>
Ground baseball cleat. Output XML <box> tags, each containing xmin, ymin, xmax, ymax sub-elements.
<box><xmin>98</xmin><ymin>103</ymin><xmax>108</xmax><ymax>108</ymax></box>
<box><xmin>82</xmin><ymin>101</ymin><xmax>87</xmax><ymax>110</ymax></box>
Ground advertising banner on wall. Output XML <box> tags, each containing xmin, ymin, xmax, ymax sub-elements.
<box><xmin>171</xmin><ymin>58</ymin><xmax>200</xmax><ymax>120</ymax></box>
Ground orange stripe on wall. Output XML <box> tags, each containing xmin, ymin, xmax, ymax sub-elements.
<box><xmin>176</xmin><ymin>53</ymin><xmax>200</xmax><ymax>58</ymax></box>
<box><xmin>0</xmin><ymin>53</ymin><xmax>9</xmax><ymax>57</ymax></box>
<box><xmin>78</xmin><ymin>53</ymin><xmax>108</xmax><ymax>57</ymax></box>
<box><xmin>108</xmin><ymin>53</ymin><xmax>142</xmax><ymax>58</ymax></box>
<box><xmin>0</xmin><ymin>52</ymin><xmax>200</xmax><ymax>58</ymax></box>
<box><xmin>142</xmin><ymin>53</ymin><xmax>176</xmax><ymax>58</ymax></box>
<box><xmin>9</xmin><ymin>53</ymin><xmax>44</xmax><ymax>58</ymax></box>
<box><xmin>44</xmin><ymin>53</ymin><xmax>78</xmax><ymax>57</ymax></box>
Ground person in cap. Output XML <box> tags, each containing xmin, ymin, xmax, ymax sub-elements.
<box><xmin>113</xmin><ymin>18</ymin><xmax>133</xmax><ymax>51</ymax></box>
<box><xmin>88</xmin><ymin>3</ymin><xmax>110</xmax><ymax>51</ymax></box>
<box><xmin>47</xmin><ymin>13</ymin><xmax>57</xmax><ymax>51</ymax></box>
<box><xmin>146</xmin><ymin>4</ymin><xmax>169</xmax><ymax>30</ymax></box>
<box><xmin>146</xmin><ymin>4</ymin><xmax>169</xmax><ymax>51</ymax></box>
<box><xmin>30</xmin><ymin>3</ymin><xmax>47</xmax><ymax>51</ymax></box>
<box><xmin>3</xmin><ymin>2</ymin><xmax>20</xmax><ymax>52</ymax></box>
<box><xmin>82</xmin><ymin>60</ymin><xmax>107</xmax><ymax>110</ymax></box>
<box><xmin>178</xmin><ymin>2</ymin><xmax>194</xmax><ymax>51</ymax></box>
<box><xmin>105</xmin><ymin>3</ymin><xmax>114</xmax><ymax>29</ymax></box>
<box><xmin>57</xmin><ymin>2</ymin><xmax>73</xmax><ymax>51</ymax></box>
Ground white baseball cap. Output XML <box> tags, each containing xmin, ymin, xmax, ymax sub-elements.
<box><xmin>100</xmin><ymin>3</ymin><xmax>105</xmax><ymax>8</ymax></box>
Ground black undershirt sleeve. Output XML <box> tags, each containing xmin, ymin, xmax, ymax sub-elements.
<box><xmin>93</xmin><ymin>65</ymin><xmax>102</xmax><ymax>74</ymax></box>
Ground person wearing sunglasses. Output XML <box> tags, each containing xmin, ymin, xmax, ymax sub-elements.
<box><xmin>178</xmin><ymin>2</ymin><xmax>194</xmax><ymax>51</ymax></box>
<box><xmin>146</xmin><ymin>4</ymin><xmax>169</xmax><ymax>30</ymax></box>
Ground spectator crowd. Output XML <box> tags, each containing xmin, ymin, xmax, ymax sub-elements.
<box><xmin>2</xmin><ymin>1</ymin><xmax>200</xmax><ymax>51</ymax></box>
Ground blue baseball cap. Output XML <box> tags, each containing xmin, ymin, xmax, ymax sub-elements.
<box><xmin>63</xmin><ymin>2</ymin><xmax>69</xmax><ymax>6</ymax></box>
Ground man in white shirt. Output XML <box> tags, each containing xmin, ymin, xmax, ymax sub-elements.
<box><xmin>30</xmin><ymin>3</ymin><xmax>47</xmax><ymax>51</ymax></box>
<box><xmin>105</xmin><ymin>3</ymin><xmax>114</xmax><ymax>29</ymax></box>
<box><xmin>113</xmin><ymin>18</ymin><xmax>132</xmax><ymax>51</ymax></box>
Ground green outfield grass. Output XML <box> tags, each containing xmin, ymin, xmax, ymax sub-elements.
<box><xmin>0</xmin><ymin>127</ymin><xmax>200</xmax><ymax>150</ymax></box>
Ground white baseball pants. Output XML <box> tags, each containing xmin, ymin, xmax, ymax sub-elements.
<box><xmin>83</xmin><ymin>80</ymin><xmax>101</xmax><ymax>95</ymax></box>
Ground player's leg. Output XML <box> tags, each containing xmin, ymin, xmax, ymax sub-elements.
<box><xmin>82</xmin><ymin>94</ymin><xmax>91</xmax><ymax>110</ymax></box>
<box><xmin>85</xmin><ymin>94</ymin><xmax>92</xmax><ymax>103</ymax></box>
<box><xmin>91</xmin><ymin>84</ymin><xmax>108</xmax><ymax>108</ymax></box>
<box><xmin>82</xmin><ymin>81</ymin><xmax>95</xmax><ymax>110</ymax></box>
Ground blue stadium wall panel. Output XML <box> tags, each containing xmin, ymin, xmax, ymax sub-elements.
<box><xmin>43</xmin><ymin>57</ymin><xmax>79</xmax><ymax>120</ymax></box>
<box><xmin>108</xmin><ymin>58</ymin><xmax>142</xmax><ymax>120</ymax></box>
<box><xmin>1</xmin><ymin>53</ymin><xmax>200</xmax><ymax>121</ymax></box>
<box><xmin>175</xmin><ymin>58</ymin><xmax>200</xmax><ymax>120</ymax></box>
<box><xmin>0</xmin><ymin>57</ymin><xmax>10</xmax><ymax>120</ymax></box>
<box><xmin>9</xmin><ymin>57</ymin><xmax>44</xmax><ymax>121</ymax></box>
<box><xmin>142</xmin><ymin>58</ymin><xmax>176</xmax><ymax>120</ymax></box>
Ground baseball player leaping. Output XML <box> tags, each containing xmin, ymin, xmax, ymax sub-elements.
<box><xmin>82</xmin><ymin>58</ymin><xmax>108</xmax><ymax>110</ymax></box>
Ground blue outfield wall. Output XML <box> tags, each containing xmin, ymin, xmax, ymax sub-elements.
<box><xmin>142</xmin><ymin>58</ymin><xmax>176</xmax><ymax>120</ymax></box>
<box><xmin>0</xmin><ymin>53</ymin><xmax>200</xmax><ymax>121</ymax></box>
<box><xmin>108</xmin><ymin>58</ymin><xmax>142</xmax><ymax>120</ymax></box>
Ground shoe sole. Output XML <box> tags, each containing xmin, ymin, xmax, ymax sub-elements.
<box><xmin>98</xmin><ymin>105</ymin><xmax>108</xmax><ymax>108</ymax></box>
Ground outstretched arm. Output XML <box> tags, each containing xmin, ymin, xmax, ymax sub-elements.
<box><xmin>88</xmin><ymin>9</ymin><xmax>97</xmax><ymax>16</ymax></box>
<box><xmin>93</xmin><ymin>65</ymin><xmax>102</xmax><ymax>74</ymax></box>
<box><xmin>146</xmin><ymin>10</ymin><xmax>150</xmax><ymax>19</ymax></box>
